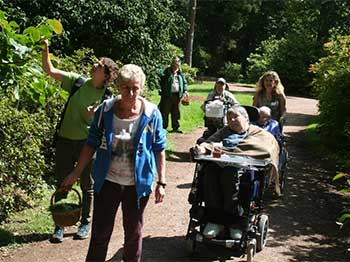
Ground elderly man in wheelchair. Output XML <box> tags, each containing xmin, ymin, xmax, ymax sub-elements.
<box><xmin>251</xmin><ymin>106</ymin><xmax>288</xmax><ymax>191</ymax></box>
<box><xmin>190</xmin><ymin>105</ymin><xmax>280</xmax><ymax>247</ymax></box>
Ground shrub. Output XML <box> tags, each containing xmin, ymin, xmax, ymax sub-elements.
<box><xmin>310</xmin><ymin>34</ymin><xmax>350</xmax><ymax>153</ymax></box>
<box><xmin>245</xmin><ymin>37</ymin><xmax>279</xmax><ymax>84</ymax></box>
<box><xmin>245</xmin><ymin>32</ymin><xmax>320</xmax><ymax>95</ymax></box>
<box><xmin>181</xmin><ymin>63</ymin><xmax>199</xmax><ymax>85</ymax></box>
<box><xmin>219</xmin><ymin>62</ymin><xmax>242</xmax><ymax>82</ymax></box>
<box><xmin>0</xmin><ymin>97</ymin><xmax>53</xmax><ymax>222</ymax></box>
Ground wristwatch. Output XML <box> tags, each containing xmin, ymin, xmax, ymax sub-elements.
<box><xmin>157</xmin><ymin>181</ymin><xmax>167</xmax><ymax>188</ymax></box>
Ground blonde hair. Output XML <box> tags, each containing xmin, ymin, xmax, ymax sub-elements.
<box><xmin>115</xmin><ymin>64</ymin><xmax>146</xmax><ymax>88</ymax></box>
<box><xmin>255</xmin><ymin>71</ymin><xmax>285</xmax><ymax>96</ymax></box>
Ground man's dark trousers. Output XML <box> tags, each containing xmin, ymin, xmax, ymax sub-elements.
<box><xmin>159</xmin><ymin>92</ymin><xmax>181</xmax><ymax>130</ymax></box>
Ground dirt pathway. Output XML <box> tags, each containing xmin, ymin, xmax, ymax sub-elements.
<box><xmin>1</xmin><ymin>87</ymin><xmax>348</xmax><ymax>262</ymax></box>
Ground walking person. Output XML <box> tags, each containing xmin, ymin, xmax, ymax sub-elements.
<box><xmin>41</xmin><ymin>39</ymin><xmax>119</xmax><ymax>243</ymax></box>
<box><xmin>158</xmin><ymin>57</ymin><xmax>188</xmax><ymax>133</ymax></box>
<box><xmin>61</xmin><ymin>64</ymin><xmax>167</xmax><ymax>262</ymax></box>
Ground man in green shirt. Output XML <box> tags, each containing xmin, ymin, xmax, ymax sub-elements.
<box><xmin>42</xmin><ymin>40</ymin><xmax>119</xmax><ymax>243</ymax></box>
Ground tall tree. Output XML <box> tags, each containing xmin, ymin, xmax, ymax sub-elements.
<box><xmin>185</xmin><ymin>0</ymin><xmax>196</xmax><ymax>66</ymax></box>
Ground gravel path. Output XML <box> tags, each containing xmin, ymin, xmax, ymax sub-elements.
<box><xmin>1</xmin><ymin>85</ymin><xmax>348</xmax><ymax>262</ymax></box>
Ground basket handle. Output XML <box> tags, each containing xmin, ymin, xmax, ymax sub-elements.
<box><xmin>50</xmin><ymin>188</ymin><xmax>82</xmax><ymax>207</ymax></box>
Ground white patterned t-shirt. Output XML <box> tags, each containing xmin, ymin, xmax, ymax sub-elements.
<box><xmin>105</xmin><ymin>113</ymin><xmax>141</xmax><ymax>185</ymax></box>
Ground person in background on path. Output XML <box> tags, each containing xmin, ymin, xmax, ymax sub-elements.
<box><xmin>200</xmin><ymin>77</ymin><xmax>239</xmax><ymax>111</ymax></box>
<box><xmin>42</xmin><ymin>39</ymin><xmax>119</xmax><ymax>243</ymax></box>
<box><xmin>61</xmin><ymin>64</ymin><xmax>167</xmax><ymax>262</ymax></box>
<box><xmin>251</xmin><ymin>106</ymin><xmax>283</xmax><ymax>144</ymax></box>
<box><xmin>252</xmin><ymin>70</ymin><xmax>286</xmax><ymax>130</ymax></box>
<box><xmin>158</xmin><ymin>57</ymin><xmax>188</xmax><ymax>133</ymax></box>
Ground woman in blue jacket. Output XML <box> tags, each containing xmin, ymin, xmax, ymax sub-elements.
<box><xmin>62</xmin><ymin>64</ymin><xmax>166</xmax><ymax>262</ymax></box>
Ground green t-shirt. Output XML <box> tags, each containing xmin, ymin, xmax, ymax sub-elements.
<box><xmin>59</xmin><ymin>72</ymin><xmax>106</xmax><ymax>140</ymax></box>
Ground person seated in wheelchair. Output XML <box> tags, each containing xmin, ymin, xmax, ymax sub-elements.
<box><xmin>199</xmin><ymin>78</ymin><xmax>239</xmax><ymax>140</ymax></box>
<box><xmin>251</xmin><ymin>106</ymin><xmax>288</xmax><ymax>172</ymax></box>
<box><xmin>193</xmin><ymin>105</ymin><xmax>280</xmax><ymax>240</ymax></box>
<box><xmin>251</xmin><ymin>106</ymin><xmax>283</xmax><ymax>145</ymax></box>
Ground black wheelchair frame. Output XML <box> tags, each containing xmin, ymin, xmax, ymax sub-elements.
<box><xmin>186</xmin><ymin>153</ymin><xmax>272</xmax><ymax>262</ymax></box>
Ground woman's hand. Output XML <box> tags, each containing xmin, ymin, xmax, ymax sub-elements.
<box><xmin>155</xmin><ymin>184</ymin><xmax>165</xmax><ymax>203</ymax></box>
<box><xmin>194</xmin><ymin>144</ymin><xmax>206</xmax><ymax>155</ymax></box>
<box><xmin>60</xmin><ymin>170</ymin><xmax>80</xmax><ymax>191</ymax></box>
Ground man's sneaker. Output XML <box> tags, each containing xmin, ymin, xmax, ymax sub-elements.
<box><xmin>74</xmin><ymin>223</ymin><xmax>91</xmax><ymax>240</ymax></box>
<box><xmin>50</xmin><ymin>226</ymin><xmax>64</xmax><ymax>243</ymax></box>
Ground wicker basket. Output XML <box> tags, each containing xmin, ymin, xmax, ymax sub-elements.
<box><xmin>50</xmin><ymin>188</ymin><xmax>82</xmax><ymax>227</ymax></box>
<box><xmin>181</xmin><ymin>93</ymin><xmax>190</xmax><ymax>106</ymax></box>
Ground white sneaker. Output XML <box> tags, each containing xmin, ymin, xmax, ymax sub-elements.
<box><xmin>203</xmin><ymin>223</ymin><xmax>224</xmax><ymax>239</ymax></box>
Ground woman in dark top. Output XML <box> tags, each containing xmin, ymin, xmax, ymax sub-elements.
<box><xmin>253</xmin><ymin>71</ymin><xmax>286</xmax><ymax>123</ymax></box>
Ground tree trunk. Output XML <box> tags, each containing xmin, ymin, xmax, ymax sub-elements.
<box><xmin>185</xmin><ymin>0</ymin><xmax>197</xmax><ymax>67</ymax></box>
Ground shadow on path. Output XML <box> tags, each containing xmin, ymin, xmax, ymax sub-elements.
<box><xmin>0</xmin><ymin>228</ymin><xmax>51</xmax><ymax>247</ymax></box>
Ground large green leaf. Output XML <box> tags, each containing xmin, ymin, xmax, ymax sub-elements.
<box><xmin>38</xmin><ymin>24</ymin><xmax>52</xmax><ymax>39</ymax></box>
<box><xmin>8</xmin><ymin>21</ymin><xmax>19</xmax><ymax>31</ymax></box>
<box><xmin>23</xmin><ymin>26</ymin><xmax>41</xmax><ymax>43</ymax></box>
<box><xmin>47</xmin><ymin>19</ymin><xmax>63</xmax><ymax>35</ymax></box>
<box><xmin>333</xmin><ymin>172</ymin><xmax>347</xmax><ymax>181</ymax></box>
<box><xmin>339</xmin><ymin>213</ymin><xmax>350</xmax><ymax>223</ymax></box>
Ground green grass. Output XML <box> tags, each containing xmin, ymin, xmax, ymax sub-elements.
<box><xmin>0</xmin><ymin>189</ymin><xmax>54</xmax><ymax>251</ymax></box>
<box><xmin>0</xmin><ymin>82</ymin><xmax>254</xmax><ymax>251</ymax></box>
<box><xmin>146</xmin><ymin>81</ymin><xmax>253</xmax><ymax>133</ymax></box>
<box><xmin>0</xmin><ymin>186</ymin><xmax>84</xmax><ymax>251</ymax></box>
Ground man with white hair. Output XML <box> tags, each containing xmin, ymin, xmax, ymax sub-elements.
<box><xmin>252</xmin><ymin>106</ymin><xmax>283</xmax><ymax>143</ymax></box>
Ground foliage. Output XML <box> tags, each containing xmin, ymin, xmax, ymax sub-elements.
<box><xmin>0</xmin><ymin>96</ymin><xmax>53</xmax><ymax>222</ymax></box>
<box><xmin>0</xmin><ymin>10</ymin><xmax>63</xmax><ymax>111</ymax></box>
<box><xmin>245</xmin><ymin>36</ymin><xmax>279</xmax><ymax>84</ymax></box>
<box><xmin>219</xmin><ymin>62</ymin><xmax>242</xmax><ymax>82</ymax></box>
<box><xmin>193</xmin><ymin>0</ymin><xmax>261</xmax><ymax>75</ymax></box>
<box><xmin>181</xmin><ymin>63</ymin><xmax>198</xmax><ymax>85</ymax></box>
<box><xmin>310</xmin><ymin>34</ymin><xmax>350</xmax><ymax>152</ymax></box>
<box><xmin>193</xmin><ymin>46</ymin><xmax>211</xmax><ymax>74</ymax></box>
<box><xmin>7</xmin><ymin>0</ymin><xmax>188</xmax><ymax>91</ymax></box>
<box><xmin>245</xmin><ymin>31</ymin><xmax>320</xmax><ymax>94</ymax></box>
<box><xmin>333</xmin><ymin>172</ymin><xmax>350</xmax><ymax>235</ymax></box>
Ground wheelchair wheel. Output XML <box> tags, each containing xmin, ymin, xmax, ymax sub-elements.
<box><xmin>256</xmin><ymin>214</ymin><xmax>269</xmax><ymax>251</ymax></box>
<box><xmin>279</xmin><ymin>148</ymin><xmax>288</xmax><ymax>192</ymax></box>
<box><xmin>246</xmin><ymin>238</ymin><xmax>256</xmax><ymax>262</ymax></box>
<box><xmin>279</xmin><ymin>168</ymin><xmax>286</xmax><ymax>192</ymax></box>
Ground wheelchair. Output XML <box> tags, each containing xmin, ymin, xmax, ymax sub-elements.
<box><xmin>186</xmin><ymin>151</ymin><xmax>272</xmax><ymax>262</ymax></box>
<box><xmin>200</xmin><ymin>98</ymin><xmax>235</xmax><ymax>141</ymax></box>
<box><xmin>247</xmin><ymin>105</ymin><xmax>289</xmax><ymax>194</ymax></box>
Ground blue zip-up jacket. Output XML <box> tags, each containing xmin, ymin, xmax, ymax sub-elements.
<box><xmin>86</xmin><ymin>96</ymin><xmax>166</xmax><ymax>200</ymax></box>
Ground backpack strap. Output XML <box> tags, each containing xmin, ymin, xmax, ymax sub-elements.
<box><xmin>101</xmin><ymin>87</ymin><xmax>112</xmax><ymax>102</ymax></box>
